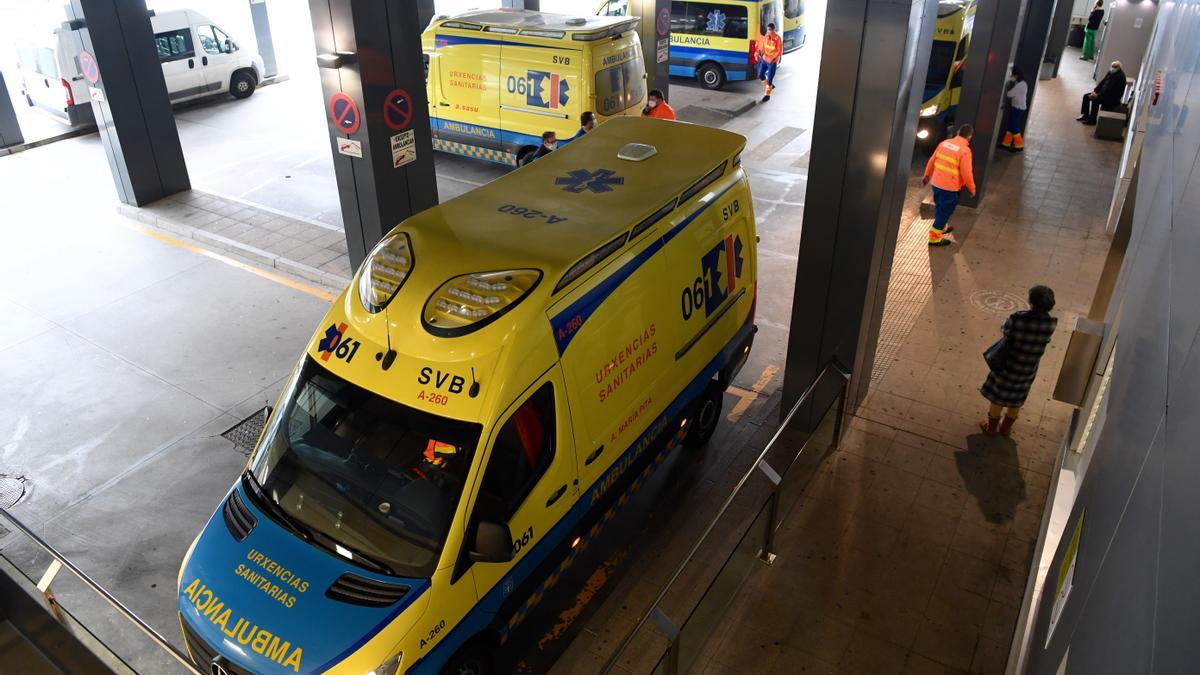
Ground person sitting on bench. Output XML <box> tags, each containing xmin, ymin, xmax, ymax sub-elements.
<box><xmin>1078</xmin><ymin>61</ymin><xmax>1126</xmax><ymax>125</ymax></box>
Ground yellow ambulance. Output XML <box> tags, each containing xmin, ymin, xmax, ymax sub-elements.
<box><xmin>782</xmin><ymin>0</ymin><xmax>806</xmax><ymax>52</ymax></box>
<box><xmin>422</xmin><ymin>9</ymin><xmax>647</xmax><ymax>166</ymax></box>
<box><xmin>918</xmin><ymin>0</ymin><xmax>977</xmax><ymax>143</ymax></box>
<box><xmin>176</xmin><ymin>117</ymin><xmax>758</xmax><ymax>675</ymax></box>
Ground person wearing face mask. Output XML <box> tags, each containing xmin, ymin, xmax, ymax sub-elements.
<box><xmin>571</xmin><ymin>111</ymin><xmax>596</xmax><ymax>141</ymax></box>
<box><xmin>1078</xmin><ymin>61</ymin><xmax>1126</xmax><ymax>125</ymax></box>
<box><xmin>531</xmin><ymin>131</ymin><xmax>558</xmax><ymax>162</ymax></box>
<box><xmin>641</xmin><ymin>89</ymin><xmax>676</xmax><ymax>120</ymax></box>
<box><xmin>1001</xmin><ymin>66</ymin><xmax>1028</xmax><ymax>152</ymax></box>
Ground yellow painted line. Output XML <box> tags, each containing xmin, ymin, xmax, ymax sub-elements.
<box><xmin>122</xmin><ymin>221</ymin><xmax>338</xmax><ymax>302</ymax></box>
<box><xmin>726</xmin><ymin>364</ymin><xmax>780</xmax><ymax>423</ymax></box>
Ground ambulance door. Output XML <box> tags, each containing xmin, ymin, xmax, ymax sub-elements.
<box><xmin>466</xmin><ymin>368</ymin><xmax>578</xmax><ymax>598</ymax></box>
<box><xmin>499</xmin><ymin>45</ymin><xmax>579</xmax><ymax>157</ymax></box>
<box><xmin>433</xmin><ymin>34</ymin><xmax>501</xmax><ymax>150</ymax></box>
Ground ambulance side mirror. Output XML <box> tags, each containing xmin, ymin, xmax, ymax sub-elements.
<box><xmin>469</xmin><ymin>521</ymin><xmax>513</xmax><ymax>564</ymax></box>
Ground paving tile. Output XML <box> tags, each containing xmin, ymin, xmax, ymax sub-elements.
<box><xmin>912</xmin><ymin>619</ymin><xmax>979</xmax><ymax>671</ymax></box>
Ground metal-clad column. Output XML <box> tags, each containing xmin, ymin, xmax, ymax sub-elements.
<box><xmin>628</xmin><ymin>0</ymin><xmax>671</xmax><ymax>97</ymax></box>
<box><xmin>308</xmin><ymin>0</ymin><xmax>438</xmax><ymax>269</ymax></box>
<box><xmin>1042</xmin><ymin>0</ymin><xmax>1076</xmax><ymax>79</ymax></box>
<box><xmin>781</xmin><ymin>0</ymin><xmax>940</xmax><ymax>413</ymax></box>
<box><xmin>67</xmin><ymin>0</ymin><xmax>190</xmax><ymax>206</ymax></box>
<box><xmin>248</xmin><ymin>0</ymin><xmax>278</xmax><ymax>79</ymax></box>
<box><xmin>1012</xmin><ymin>0</ymin><xmax>1059</xmax><ymax>130</ymax></box>
<box><xmin>0</xmin><ymin>71</ymin><xmax>23</xmax><ymax>149</ymax></box>
<box><xmin>954</xmin><ymin>0</ymin><xmax>1029</xmax><ymax>206</ymax></box>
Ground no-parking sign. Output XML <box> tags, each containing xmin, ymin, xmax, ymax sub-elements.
<box><xmin>80</xmin><ymin>50</ymin><xmax>100</xmax><ymax>84</ymax></box>
<box><xmin>656</xmin><ymin>7</ymin><xmax>670</xmax><ymax>36</ymax></box>
<box><xmin>383</xmin><ymin>89</ymin><xmax>413</xmax><ymax>131</ymax></box>
<box><xmin>328</xmin><ymin>92</ymin><xmax>361</xmax><ymax>135</ymax></box>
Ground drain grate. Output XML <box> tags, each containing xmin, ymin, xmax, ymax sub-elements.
<box><xmin>222</xmin><ymin>407</ymin><xmax>271</xmax><ymax>456</ymax></box>
<box><xmin>0</xmin><ymin>475</ymin><xmax>28</xmax><ymax>509</ymax></box>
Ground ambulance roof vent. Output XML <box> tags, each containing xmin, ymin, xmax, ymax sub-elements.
<box><xmin>566</xmin><ymin>17</ymin><xmax>587</xmax><ymax>26</ymax></box>
<box><xmin>618</xmin><ymin>143</ymin><xmax>657</xmax><ymax>162</ymax></box>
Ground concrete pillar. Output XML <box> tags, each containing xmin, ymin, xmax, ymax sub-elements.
<box><xmin>67</xmin><ymin>0</ymin><xmax>190</xmax><ymax>206</ymax></box>
<box><xmin>308</xmin><ymin>0</ymin><xmax>439</xmax><ymax>268</ymax></box>
<box><xmin>0</xmin><ymin>71</ymin><xmax>23</xmax><ymax>149</ymax></box>
<box><xmin>248</xmin><ymin>0</ymin><xmax>278</xmax><ymax>79</ymax></box>
<box><xmin>1012</xmin><ymin>0</ymin><xmax>1059</xmax><ymax>130</ymax></box>
<box><xmin>627</xmin><ymin>0</ymin><xmax>671</xmax><ymax>98</ymax></box>
<box><xmin>953</xmin><ymin>0</ymin><xmax>1029</xmax><ymax>206</ymax></box>
<box><xmin>782</xmin><ymin>0</ymin><xmax>940</xmax><ymax>414</ymax></box>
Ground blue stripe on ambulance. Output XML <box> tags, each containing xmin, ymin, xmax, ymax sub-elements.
<box><xmin>408</xmin><ymin>178</ymin><xmax>748</xmax><ymax>674</ymax></box>
<box><xmin>669</xmin><ymin>44</ymin><xmax>750</xmax><ymax>66</ymax></box>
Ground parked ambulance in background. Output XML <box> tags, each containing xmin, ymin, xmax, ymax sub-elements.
<box><xmin>782</xmin><ymin>0</ymin><xmax>806</xmax><ymax>52</ymax></box>
<box><xmin>16</xmin><ymin>8</ymin><xmax>263</xmax><ymax>125</ymax></box>
<box><xmin>177</xmin><ymin>118</ymin><xmax>758</xmax><ymax>675</ymax></box>
<box><xmin>917</xmin><ymin>0</ymin><xmax>976</xmax><ymax>145</ymax></box>
<box><xmin>422</xmin><ymin>10</ymin><xmax>647</xmax><ymax>166</ymax></box>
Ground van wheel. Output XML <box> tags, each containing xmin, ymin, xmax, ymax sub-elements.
<box><xmin>440</xmin><ymin>642</ymin><xmax>493</xmax><ymax>675</ymax></box>
<box><xmin>515</xmin><ymin>146</ymin><xmax>538</xmax><ymax>167</ymax></box>
<box><xmin>230</xmin><ymin>70</ymin><xmax>257</xmax><ymax>99</ymax></box>
<box><xmin>683</xmin><ymin>381</ymin><xmax>724</xmax><ymax>448</ymax></box>
<box><xmin>697</xmin><ymin>62</ymin><xmax>726</xmax><ymax>90</ymax></box>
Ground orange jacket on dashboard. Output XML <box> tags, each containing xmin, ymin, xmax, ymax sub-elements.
<box><xmin>758</xmin><ymin>32</ymin><xmax>783</xmax><ymax>64</ymax></box>
<box><xmin>924</xmin><ymin>136</ymin><xmax>976</xmax><ymax>193</ymax></box>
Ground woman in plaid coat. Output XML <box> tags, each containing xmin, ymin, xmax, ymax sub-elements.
<box><xmin>980</xmin><ymin>286</ymin><xmax>1058</xmax><ymax>437</ymax></box>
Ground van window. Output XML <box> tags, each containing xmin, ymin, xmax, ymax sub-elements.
<box><xmin>478</xmin><ymin>384</ymin><xmax>556</xmax><ymax>520</ymax></box>
<box><xmin>19</xmin><ymin>46</ymin><xmax>58</xmax><ymax>77</ymax></box>
<box><xmin>155</xmin><ymin>29</ymin><xmax>194</xmax><ymax>62</ymax></box>
<box><xmin>759</xmin><ymin>1</ymin><xmax>779</xmax><ymax>36</ymax></box>
<box><xmin>671</xmin><ymin>2</ymin><xmax>749</xmax><ymax>40</ymax></box>
<box><xmin>197</xmin><ymin>25</ymin><xmax>234</xmax><ymax>55</ymax></box>
<box><xmin>925</xmin><ymin>40</ymin><xmax>956</xmax><ymax>93</ymax></box>
<box><xmin>595</xmin><ymin>53</ymin><xmax>646</xmax><ymax>116</ymax></box>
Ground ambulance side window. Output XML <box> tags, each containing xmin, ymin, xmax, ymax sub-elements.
<box><xmin>479</xmin><ymin>384</ymin><xmax>556</xmax><ymax>520</ymax></box>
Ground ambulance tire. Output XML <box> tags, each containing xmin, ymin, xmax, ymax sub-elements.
<box><xmin>683</xmin><ymin>381</ymin><xmax>724</xmax><ymax>448</ymax></box>
<box><xmin>230</xmin><ymin>69</ymin><xmax>257</xmax><ymax>99</ymax></box>
<box><xmin>697</xmin><ymin>62</ymin><xmax>726</xmax><ymax>90</ymax></box>
<box><xmin>441</xmin><ymin>642</ymin><xmax>493</xmax><ymax>675</ymax></box>
<box><xmin>516</xmin><ymin>146</ymin><xmax>538</xmax><ymax>167</ymax></box>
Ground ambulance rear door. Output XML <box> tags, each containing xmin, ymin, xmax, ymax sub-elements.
<box><xmin>499</xmin><ymin>42</ymin><xmax>580</xmax><ymax>156</ymax></box>
<box><xmin>431</xmin><ymin>31</ymin><xmax>503</xmax><ymax>152</ymax></box>
<box><xmin>590</xmin><ymin>34</ymin><xmax>646</xmax><ymax>118</ymax></box>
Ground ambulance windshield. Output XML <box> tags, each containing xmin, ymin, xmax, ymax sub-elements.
<box><xmin>247</xmin><ymin>358</ymin><xmax>481</xmax><ymax>578</ymax></box>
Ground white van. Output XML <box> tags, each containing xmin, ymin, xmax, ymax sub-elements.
<box><xmin>17</xmin><ymin>9</ymin><xmax>264</xmax><ymax>124</ymax></box>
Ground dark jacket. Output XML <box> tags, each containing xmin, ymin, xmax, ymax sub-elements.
<box><xmin>531</xmin><ymin>144</ymin><xmax>554</xmax><ymax>161</ymax></box>
<box><xmin>981</xmin><ymin>310</ymin><xmax>1057</xmax><ymax>408</ymax></box>
<box><xmin>1087</xmin><ymin>8</ymin><xmax>1104</xmax><ymax>30</ymax></box>
<box><xmin>1095</xmin><ymin>68</ymin><xmax>1127</xmax><ymax>107</ymax></box>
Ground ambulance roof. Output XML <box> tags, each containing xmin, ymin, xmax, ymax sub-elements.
<box><xmin>404</xmin><ymin>117</ymin><xmax>745</xmax><ymax>283</ymax></box>
<box><xmin>436</xmin><ymin>8</ymin><xmax>634</xmax><ymax>34</ymax></box>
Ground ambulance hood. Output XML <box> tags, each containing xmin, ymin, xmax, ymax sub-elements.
<box><xmin>178</xmin><ymin>482</ymin><xmax>428</xmax><ymax>674</ymax></box>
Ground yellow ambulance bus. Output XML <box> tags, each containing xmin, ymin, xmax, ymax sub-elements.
<box><xmin>597</xmin><ymin>0</ymin><xmax>783</xmax><ymax>90</ymax></box>
<box><xmin>422</xmin><ymin>10</ymin><xmax>647</xmax><ymax>167</ymax></box>
<box><xmin>782</xmin><ymin>0</ymin><xmax>805</xmax><ymax>52</ymax></box>
<box><xmin>917</xmin><ymin>0</ymin><xmax>976</xmax><ymax>143</ymax></box>
<box><xmin>176</xmin><ymin>117</ymin><xmax>758</xmax><ymax>675</ymax></box>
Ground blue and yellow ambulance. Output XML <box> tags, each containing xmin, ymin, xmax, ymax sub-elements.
<box><xmin>177</xmin><ymin>117</ymin><xmax>758</xmax><ymax>675</ymax></box>
<box><xmin>782</xmin><ymin>0</ymin><xmax>805</xmax><ymax>52</ymax></box>
<box><xmin>422</xmin><ymin>10</ymin><xmax>647</xmax><ymax>167</ymax></box>
<box><xmin>598</xmin><ymin>0</ymin><xmax>784</xmax><ymax>90</ymax></box>
<box><xmin>918</xmin><ymin>0</ymin><xmax>977</xmax><ymax>144</ymax></box>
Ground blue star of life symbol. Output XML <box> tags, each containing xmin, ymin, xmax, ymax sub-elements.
<box><xmin>555</xmin><ymin>168</ymin><xmax>625</xmax><ymax>194</ymax></box>
<box><xmin>706</xmin><ymin>9</ymin><xmax>727</xmax><ymax>33</ymax></box>
<box><xmin>317</xmin><ymin>323</ymin><xmax>343</xmax><ymax>353</ymax></box>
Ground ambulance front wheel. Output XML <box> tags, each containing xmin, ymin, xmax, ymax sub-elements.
<box><xmin>441</xmin><ymin>642</ymin><xmax>493</xmax><ymax>675</ymax></box>
<box><xmin>683</xmin><ymin>381</ymin><xmax>724</xmax><ymax>448</ymax></box>
<box><xmin>516</xmin><ymin>146</ymin><xmax>538</xmax><ymax>167</ymax></box>
<box><xmin>697</xmin><ymin>62</ymin><xmax>726</xmax><ymax>90</ymax></box>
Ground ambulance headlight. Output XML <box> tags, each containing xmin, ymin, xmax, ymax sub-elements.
<box><xmin>423</xmin><ymin>269</ymin><xmax>542</xmax><ymax>337</ymax></box>
<box><xmin>358</xmin><ymin>231</ymin><xmax>415</xmax><ymax>313</ymax></box>
<box><xmin>920</xmin><ymin>104</ymin><xmax>939</xmax><ymax>118</ymax></box>
<box><xmin>366</xmin><ymin>653</ymin><xmax>402</xmax><ymax>675</ymax></box>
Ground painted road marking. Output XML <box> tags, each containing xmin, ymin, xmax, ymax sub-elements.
<box><xmin>726</xmin><ymin>364</ymin><xmax>779</xmax><ymax>422</ymax></box>
<box><xmin>120</xmin><ymin>222</ymin><xmax>337</xmax><ymax>302</ymax></box>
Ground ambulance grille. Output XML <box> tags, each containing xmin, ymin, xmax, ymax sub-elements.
<box><xmin>181</xmin><ymin>615</ymin><xmax>253</xmax><ymax>674</ymax></box>
<box><xmin>222</xmin><ymin>490</ymin><xmax>257</xmax><ymax>542</ymax></box>
<box><xmin>326</xmin><ymin>573</ymin><xmax>410</xmax><ymax>607</ymax></box>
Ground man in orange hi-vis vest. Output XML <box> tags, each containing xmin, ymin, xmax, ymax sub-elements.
<box><xmin>757</xmin><ymin>22</ymin><xmax>783</xmax><ymax>101</ymax></box>
<box><xmin>922</xmin><ymin>124</ymin><xmax>977</xmax><ymax>247</ymax></box>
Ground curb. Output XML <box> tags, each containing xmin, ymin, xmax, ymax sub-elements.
<box><xmin>117</xmin><ymin>203</ymin><xmax>351</xmax><ymax>292</ymax></box>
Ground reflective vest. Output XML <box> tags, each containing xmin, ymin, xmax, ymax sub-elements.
<box><xmin>759</xmin><ymin>33</ymin><xmax>783</xmax><ymax>64</ymax></box>
<box><xmin>924</xmin><ymin>136</ymin><xmax>976</xmax><ymax>193</ymax></box>
<box><xmin>644</xmin><ymin>101</ymin><xmax>676</xmax><ymax>120</ymax></box>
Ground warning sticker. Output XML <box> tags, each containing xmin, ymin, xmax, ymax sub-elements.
<box><xmin>88</xmin><ymin>87</ymin><xmax>105</xmax><ymax>103</ymax></box>
<box><xmin>391</xmin><ymin>130</ymin><xmax>416</xmax><ymax>168</ymax></box>
<box><xmin>337</xmin><ymin>139</ymin><xmax>363</xmax><ymax>158</ymax></box>
<box><xmin>656</xmin><ymin>37</ymin><xmax>669</xmax><ymax>64</ymax></box>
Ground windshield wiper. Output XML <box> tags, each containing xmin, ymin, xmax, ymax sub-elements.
<box><xmin>242</xmin><ymin>471</ymin><xmax>317</xmax><ymax>543</ymax></box>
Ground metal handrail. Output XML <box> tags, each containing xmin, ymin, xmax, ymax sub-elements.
<box><xmin>0</xmin><ymin>506</ymin><xmax>204</xmax><ymax>675</ymax></box>
<box><xmin>600</xmin><ymin>359</ymin><xmax>851</xmax><ymax>673</ymax></box>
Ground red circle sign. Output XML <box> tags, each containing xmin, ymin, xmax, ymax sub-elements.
<box><xmin>383</xmin><ymin>88</ymin><xmax>413</xmax><ymax>131</ymax></box>
<box><xmin>80</xmin><ymin>50</ymin><xmax>100</xmax><ymax>84</ymax></box>
<box><xmin>656</xmin><ymin>7</ymin><xmax>670</xmax><ymax>36</ymax></box>
<box><xmin>328</xmin><ymin>92</ymin><xmax>361</xmax><ymax>135</ymax></box>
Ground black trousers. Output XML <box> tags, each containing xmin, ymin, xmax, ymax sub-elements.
<box><xmin>1081</xmin><ymin>94</ymin><xmax>1117</xmax><ymax>120</ymax></box>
